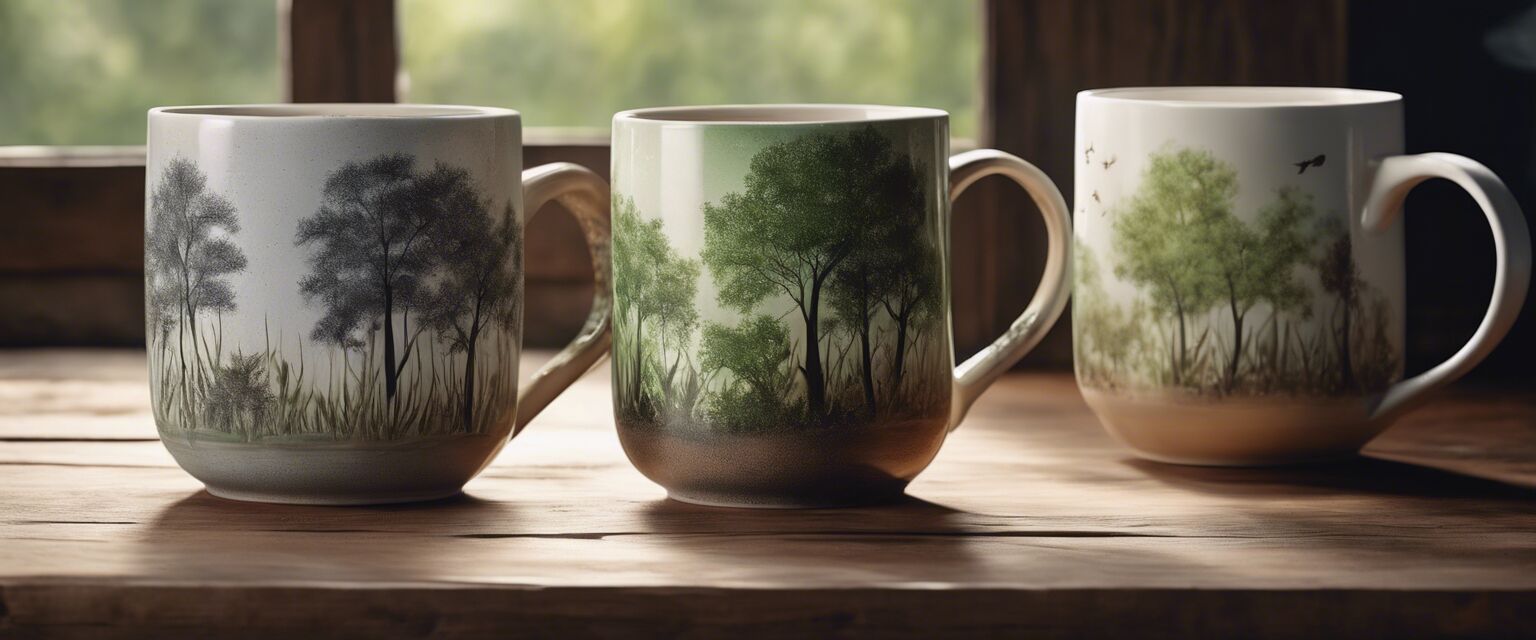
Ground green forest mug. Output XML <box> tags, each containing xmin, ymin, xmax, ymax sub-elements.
<box><xmin>1074</xmin><ymin>87</ymin><xmax>1531</xmax><ymax>466</ymax></box>
<box><xmin>610</xmin><ymin>105</ymin><xmax>1071</xmax><ymax>507</ymax></box>
<box><xmin>146</xmin><ymin>104</ymin><xmax>611</xmax><ymax>504</ymax></box>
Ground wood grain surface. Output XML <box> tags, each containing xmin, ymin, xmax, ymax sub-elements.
<box><xmin>1</xmin><ymin>350</ymin><xmax>1533</xmax><ymax>639</ymax></box>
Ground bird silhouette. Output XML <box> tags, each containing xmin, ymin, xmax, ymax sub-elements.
<box><xmin>1294</xmin><ymin>154</ymin><xmax>1326</xmax><ymax>174</ymax></box>
<box><xmin>1102</xmin><ymin>156</ymin><xmax>1117</xmax><ymax>170</ymax></box>
<box><xmin>1091</xmin><ymin>190</ymin><xmax>1101</xmax><ymax>203</ymax></box>
<box><xmin>1084</xmin><ymin>144</ymin><xmax>1095</xmax><ymax>164</ymax></box>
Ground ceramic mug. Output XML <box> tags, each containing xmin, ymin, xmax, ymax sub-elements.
<box><xmin>609</xmin><ymin>104</ymin><xmax>1071</xmax><ymax>507</ymax></box>
<box><xmin>1073</xmin><ymin>87</ymin><xmax>1531</xmax><ymax>466</ymax></box>
<box><xmin>146</xmin><ymin>104</ymin><xmax>611</xmax><ymax>504</ymax></box>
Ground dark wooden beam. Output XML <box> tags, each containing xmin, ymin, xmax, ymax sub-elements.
<box><xmin>283</xmin><ymin>0</ymin><xmax>397</xmax><ymax>103</ymax></box>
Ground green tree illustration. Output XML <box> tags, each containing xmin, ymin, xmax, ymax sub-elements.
<box><xmin>295</xmin><ymin>153</ymin><xmax>462</xmax><ymax>401</ymax></box>
<box><xmin>1205</xmin><ymin>185</ymin><xmax>1315</xmax><ymax>390</ymax></box>
<box><xmin>876</xmin><ymin>215</ymin><xmax>940</xmax><ymax>400</ymax></box>
<box><xmin>827</xmin><ymin>150</ymin><xmax>929</xmax><ymax>413</ymax></box>
<box><xmin>702</xmin><ymin>125</ymin><xmax>906</xmax><ymax>417</ymax></box>
<box><xmin>1074</xmin><ymin>241</ymin><xmax>1138</xmax><ymax>385</ymax></box>
<box><xmin>145</xmin><ymin>157</ymin><xmax>247</xmax><ymax>388</ymax></box>
<box><xmin>612</xmin><ymin>196</ymin><xmax>700</xmax><ymax>418</ymax></box>
<box><xmin>422</xmin><ymin>198</ymin><xmax>522</xmax><ymax>432</ymax></box>
<box><xmin>701</xmin><ymin>315</ymin><xmax>795</xmax><ymax>432</ymax></box>
<box><xmin>1111</xmin><ymin>148</ymin><xmax>1229</xmax><ymax>384</ymax></box>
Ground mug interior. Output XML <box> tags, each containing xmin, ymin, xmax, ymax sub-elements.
<box><xmin>615</xmin><ymin>104</ymin><xmax>947</xmax><ymax>125</ymax></box>
<box><xmin>152</xmin><ymin>104</ymin><xmax>516</xmax><ymax>119</ymax></box>
<box><xmin>1080</xmin><ymin>86</ymin><xmax>1401</xmax><ymax>108</ymax></box>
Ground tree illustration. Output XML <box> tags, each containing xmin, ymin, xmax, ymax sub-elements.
<box><xmin>827</xmin><ymin>149</ymin><xmax>930</xmax><ymax>412</ymax></box>
<box><xmin>421</xmin><ymin>197</ymin><xmax>522</xmax><ymax>432</ymax></box>
<box><xmin>1073</xmin><ymin>242</ymin><xmax>1138</xmax><ymax>384</ymax></box>
<box><xmin>295</xmin><ymin>153</ymin><xmax>460</xmax><ymax>400</ymax></box>
<box><xmin>876</xmin><ymin>218</ymin><xmax>940</xmax><ymax>398</ymax></box>
<box><xmin>702</xmin><ymin>125</ymin><xmax>908</xmax><ymax>417</ymax></box>
<box><xmin>1316</xmin><ymin>217</ymin><xmax>1364</xmax><ymax>392</ymax></box>
<box><xmin>701</xmin><ymin>315</ymin><xmax>795</xmax><ymax>432</ymax></box>
<box><xmin>1205</xmin><ymin>185</ymin><xmax>1314</xmax><ymax>390</ymax></box>
<box><xmin>145</xmin><ymin>157</ymin><xmax>247</xmax><ymax>385</ymax></box>
<box><xmin>612</xmin><ymin>196</ymin><xmax>700</xmax><ymax>417</ymax></box>
<box><xmin>203</xmin><ymin>352</ymin><xmax>274</xmax><ymax>439</ymax></box>
<box><xmin>1111</xmin><ymin>148</ymin><xmax>1229</xmax><ymax>384</ymax></box>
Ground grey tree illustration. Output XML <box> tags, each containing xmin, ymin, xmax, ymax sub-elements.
<box><xmin>203</xmin><ymin>352</ymin><xmax>274</xmax><ymax>440</ymax></box>
<box><xmin>295</xmin><ymin>153</ymin><xmax>463</xmax><ymax>400</ymax></box>
<box><xmin>702</xmin><ymin>125</ymin><xmax>910</xmax><ymax>418</ymax></box>
<box><xmin>612</xmin><ymin>196</ymin><xmax>701</xmax><ymax>420</ymax></box>
<box><xmin>422</xmin><ymin>196</ymin><xmax>522</xmax><ymax>432</ymax></box>
<box><xmin>145</xmin><ymin>157</ymin><xmax>247</xmax><ymax>387</ymax></box>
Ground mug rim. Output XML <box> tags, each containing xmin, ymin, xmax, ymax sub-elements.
<box><xmin>149</xmin><ymin>103</ymin><xmax>520</xmax><ymax>120</ymax></box>
<box><xmin>1079</xmin><ymin>86</ymin><xmax>1402</xmax><ymax>108</ymax></box>
<box><xmin>614</xmin><ymin>104</ymin><xmax>948</xmax><ymax>126</ymax></box>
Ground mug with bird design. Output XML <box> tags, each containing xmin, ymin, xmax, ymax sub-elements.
<box><xmin>1073</xmin><ymin>87</ymin><xmax>1530</xmax><ymax>466</ymax></box>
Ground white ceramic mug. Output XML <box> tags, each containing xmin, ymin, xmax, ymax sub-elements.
<box><xmin>146</xmin><ymin>104</ymin><xmax>611</xmax><ymax>504</ymax></box>
<box><xmin>609</xmin><ymin>105</ymin><xmax>1072</xmax><ymax>507</ymax></box>
<box><xmin>1073</xmin><ymin>87</ymin><xmax>1530</xmax><ymax>466</ymax></box>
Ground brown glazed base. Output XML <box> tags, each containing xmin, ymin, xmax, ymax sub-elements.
<box><xmin>1081</xmin><ymin>387</ymin><xmax>1390</xmax><ymax>467</ymax></box>
<box><xmin>618</xmin><ymin>416</ymin><xmax>949</xmax><ymax>509</ymax></box>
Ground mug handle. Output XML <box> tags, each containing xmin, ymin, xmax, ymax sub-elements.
<box><xmin>948</xmin><ymin>149</ymin><xmax>1073</xmax><ymax>428</ymax></box>
<box><xmin>512</xmin><ymin>162</ymin><xmax>614</xmax><ymax>436</ymax></box>
<box><xmin>1363</xmin><ymin>153</ymin><xmax>1531</xmax><ymax>422</ymax></box>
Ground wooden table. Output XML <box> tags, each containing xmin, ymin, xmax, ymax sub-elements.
<box><xmin>2</xmin><ymin>350</ymin><xmax>1533</xmax><ymax>639</ymax></box>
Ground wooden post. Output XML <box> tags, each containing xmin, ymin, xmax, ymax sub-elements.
<box><xmin>283</xmin><ymin>0</ymin><xmax>398</xmax><ymax>103</ymax></box>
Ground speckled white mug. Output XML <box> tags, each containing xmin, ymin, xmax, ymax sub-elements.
<box><xmin>1073</xmin><ymin>87</ymin><xmax>1530</xmax><ymax>466</ymax></box>
<box><xmin>146</xmin><ymin>104</ymin><xmax>611</xmax><ymax>504</ymax></box>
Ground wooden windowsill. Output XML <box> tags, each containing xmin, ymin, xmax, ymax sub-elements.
<box><xmin>1</xmin><ymin>349</ymin><xmax>1532</xmax><ymax>636</ymax></box>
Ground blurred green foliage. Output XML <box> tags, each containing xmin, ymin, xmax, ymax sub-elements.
<box><xmin>0</xmin><ymin>1</ymin><xmax>979</xmax><ymax>145</ymax></box>
<box><xmin>400</xmin><ymin>0</ymin><xmax>980</xmax><ymax>138</ymax></box>
<box><xmin>0</xmin><ymin>0</ymin><xmax>278</xmax><ymax>145</ymax></box>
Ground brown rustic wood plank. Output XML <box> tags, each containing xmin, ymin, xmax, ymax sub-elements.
<box><xmin>0</xmin><ymin>351</ymin><xmax>1533</xmax><ymax>637</ymax></box>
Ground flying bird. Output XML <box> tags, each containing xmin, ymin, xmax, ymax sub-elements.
<box><xmin>1084</xmin><ymin>143</ymin><xmax>1095</xmax><ymax>164</ymax></box>
<box><xmin>1294</xmin><ymin>154</ymin><xmax>1326</xmax><ymax>174</ymax></box>
<box><xmin>1091</xmin><ymin>190</ymin><xmax>1101</xmax><ymax>203</ymax></box>
<box><xmin>1102</xmin><ymin>156</ymin><xmax>1117</xmax><ymax>170</ymax></box>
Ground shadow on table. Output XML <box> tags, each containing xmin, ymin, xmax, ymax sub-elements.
<box><xmin>1124</xmin><ymin>455</ymin><xmax>1535</xmax><ymax>500</ymax></box>
<box><xmin>142</xmin><ymin>489</ymin><xmax>522</xmax><ymax>534</ymax></box>
<box><xmin>633</xmin><ymin>495</ymin><xmax>989</xmax><ymax>574</ymax></box>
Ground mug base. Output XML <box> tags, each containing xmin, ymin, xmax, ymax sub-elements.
<box><xmin>159</xmin><ymin>431</ymin><xmax>502</xmax><ymax>507</ymax></box>
<box><xmin>204</xmin><ymin>484</ymin><xmax>464</xmax><ymax>506</ymax></box>
<box><xmin>1081</xmin><ymin>387</ymin><xmax>1387</xmax><ymax>467</ymax></box>
<box><xmin>666</xmin><ymin>487</ymin><xmax>908</xmax><ymax>510</ymax></box>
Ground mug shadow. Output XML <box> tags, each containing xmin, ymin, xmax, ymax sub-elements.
<box><xmin>1124</xmin><ymin>455</ymin><xmax>1535</xmax><ymax>500</ymax></box>
<box><xmin>141</xmin><ymin>488</ymin><xmax>522</xmax><ymax>539</ymax></box>
<box><xmin>632</xmin><ymin>494</ymin><xmax>988</xmax><ymax>575</ymax></box>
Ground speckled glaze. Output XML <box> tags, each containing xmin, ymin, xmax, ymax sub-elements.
<box><xmin>609</xmin><ymin>105</ymin><xmax>1072</xmax><ymax>508</ymax></box>
<box><xmin>146</xmin><ymin>104</ymin><xmax>611</xmax><ymax>504</ymax></box>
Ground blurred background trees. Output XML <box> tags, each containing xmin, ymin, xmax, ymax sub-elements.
<box><xmin>0</xmin><ymin>0</ymin><xmax>979</xmax><ymax>145</ymax></box>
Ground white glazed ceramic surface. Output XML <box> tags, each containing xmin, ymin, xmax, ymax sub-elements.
<box><xmin>1073</xmin><ymin>87</ymin><xmax>1531</xmax><ymax>465</ymax></box>
<box><xmin>146</xmin><ymin>104</ymin><xmax>611</xmax><ymax>503</ymax></box>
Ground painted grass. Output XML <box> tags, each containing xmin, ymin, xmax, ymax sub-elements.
<box><xmin>150</xmin><ymin>316</ymin><xmax>514</xmax><ymax>442</ymax></box>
